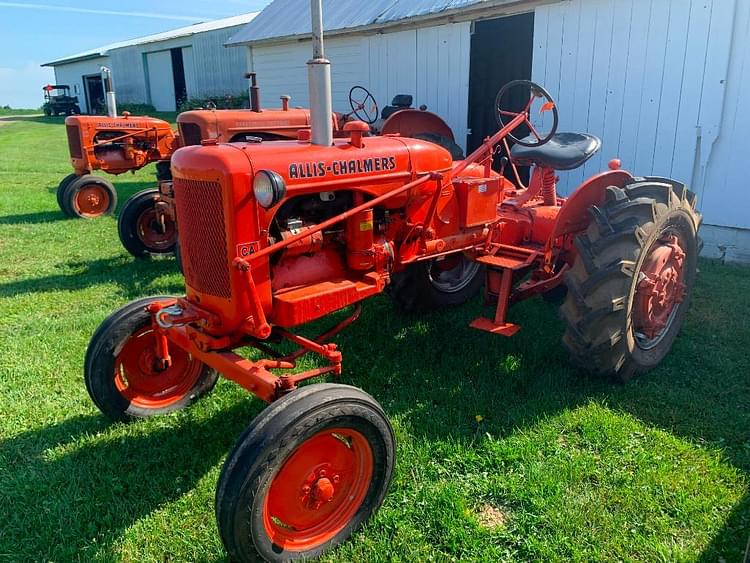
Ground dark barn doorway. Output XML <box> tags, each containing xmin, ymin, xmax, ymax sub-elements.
<box><xmin>170</xmin><ymin>48</ymin><xmax>187</xmax><ymax>109</ymax></box>
<box><xmin>83</xmin><ymin>74</ymin><xmax>104</xmax><ymax>115</ymax></box>
<box><xmin>467</xmin><ymin>13</ymin><xmax>535</xmax><ymax>155</ymax></box>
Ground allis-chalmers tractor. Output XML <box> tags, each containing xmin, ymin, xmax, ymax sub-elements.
<box><xmin>119</xmin><ymin>83</ymin><xmax>460</xmax><ymax>258</ymax></box>
<box><xmin>58</xmin><ymin>71</ymin><xmax>315</xmax><ymax>220</ymax></box>
<box><xmin>83</xmin><ymin>4</ymin><xmax>701</xmax><ymax>561</ymax></box>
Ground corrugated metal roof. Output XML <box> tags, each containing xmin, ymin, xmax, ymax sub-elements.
<box><xmin>226</xmin><ymin>0</ymin><xmax>497</xmax><ymax>45</ymax></box>
<box><xmin>44</xmin><ymin>12</ymin><xmax>258</xmax><ymax>67</ymax></box>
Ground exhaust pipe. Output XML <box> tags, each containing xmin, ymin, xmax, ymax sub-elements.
<box><xmin>100</xmin><ymin>66</ymin><xmax>117</xmax><ymax>117</ymax></box>
<box><xmin>245</xmin><ymin>72</ymin><xmax>261</xmax><ymax>112</ymax></box>
<box><xmin>307</xmin><ymin>0</ymin><xmax>333</xmax><ymax>146</ymax></box>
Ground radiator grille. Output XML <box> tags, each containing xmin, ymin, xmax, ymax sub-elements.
<box><xmin>179</xmin><ymin>122</ymin><xmax>203</xmax><ymax>146</ymax></box>
<box><xmin>66</xmin><ymin>125</ymin><xmax>82</xmax><ymax>158</ymax></box>
<box><xmin>173</xmin><ymin>178</ymin><xmax>231</xmax><ymax>299</ymax></box>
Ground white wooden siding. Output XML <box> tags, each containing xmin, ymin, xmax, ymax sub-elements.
<box><xmin>248</xmin><ymin>22</ymin><xmax>471</xmax><ymax>150</ymax></box>
<box><xmin>52</xmin><ymin>57</ymin><xmax>109</xmax><ymax>113</ymax></box>
<box><xmin>105</xmin><ymin>25</ymin><xmax>249</xmax><ymax>105</ymax></box>
<box><xmin>146</xmin><ymin>51</ymin><xmax>176</xmax><ymax>111</ymax></box>
<box><xmin>532</xmin><ymin>0</ymin><xmax>746</xmax><ymax>235</ymax></box>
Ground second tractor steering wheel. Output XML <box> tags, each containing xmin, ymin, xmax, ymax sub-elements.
<box><xmin>348</xmin><ymin>86</ymin><xmax>379</xmax><ymax>125</ymax></box>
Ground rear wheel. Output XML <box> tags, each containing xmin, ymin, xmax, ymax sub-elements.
<box><xmin>216</xmin><ymin>383</ymin><xmax>395</xmax><ymax>562</ymax></box>
<box><xmin>389</xmin><ymin>253</ymin><xmax>483</xmax><ymax>311</ymax></box>
<box><xmin>84</xmin><ymin>296</ymin><xmax>218</xmax><ymax>421</ymax></box>
<box><xmin>56</xmin><ymin>173</ymin><xmax>78</xmax><ymax>215</ymax></box>
<box><xmin>155</xmin><ymin>160</ymin><xmax>172</xmax><ymax>181</ymax></box>
<box><xmin>174</xmin><ymin>242</ymin><xmax>184</xmax><ymax>274</ymax></box>
<box><xmin>64</xmin><ymin>175</ymin><xmax>117</xmax><ymax>218</ymax></box>
<box><xmin>561</xmin><ymin>178</ymin><xmax>701</xmax><ymax>381</ymax></box>
<box><xmin>118</xmin><ymin>189</ymin><xmax>177</xmax><ymax>257</ymax></box>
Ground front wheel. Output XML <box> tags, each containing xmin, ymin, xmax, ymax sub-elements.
<box><xmin>118</xmin><ymin>189</ymin><xmax>177</xmax><ymax>257</ymax></box>
<box><xmin>216</xmin><ymin>383</ymin><xmax>395</xmax><ymax>562</ymax></box>
<box><xmin>84</xmin><ymin>296</ymin><xmax>218</xmax><ymax>421</ymax></box>
<box><xmin>64</xmin><ymin>175</ymin><xmax>117</xmax><ymax>218</ymax></box>
<box><xmin>561</xmin><ymin>178</ymin><xmax>701</xmax><ymax>381</ymax></box>
<box><xmin>388</xmin><ymin>253</ymin><xmax>483</xmax><ymax>311</ymax></box>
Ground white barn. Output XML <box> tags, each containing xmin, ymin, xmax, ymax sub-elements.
<box><xmin>227</xmin><ymin>0</ymin><xmax>750</xmax><ymax>262</ymax></box>
<box><xmin>43</xmin><ymin>13</ymin><xmax>257</xmax><ymax>113</ymax></box>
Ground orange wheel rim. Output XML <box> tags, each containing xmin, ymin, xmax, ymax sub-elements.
<box><xmin>114</xmin><ymin>327</ymin><xmax>203</xmax><ymax>408</ymax></box>
<box><xmin>263</xmin><ymin>428</ymin><xmax>374</xmax><ymax>550</ymax></box>
<box><xmin>633</xmin><ymin>232</ymin><xmax>687</xmax><ymax>349</ymax></box>
<box><xmin>75</xmin><ymin>184</ymin><xmax>110</xmax><ymax>217</ymax></box>
<box><xmin>137</xmin><ymin>208</ymin><xmax>177</xmax><ymax>250</ymax></box>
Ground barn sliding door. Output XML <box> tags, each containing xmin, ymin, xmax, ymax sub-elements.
<box><xmin>146</xmin><ymin>50</ymin><xmax>176</xmax><ymax>111</ymax></box>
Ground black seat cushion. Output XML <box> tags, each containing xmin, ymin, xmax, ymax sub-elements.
<box><xmin>381</xmin><ymin>94</ymin><xmax>414</xmax><ymax>119</ymax></box>
<box><xmin>510</xmin><ymin>132</ymin><xmax>601</xmax><ymax>171</ymax></box>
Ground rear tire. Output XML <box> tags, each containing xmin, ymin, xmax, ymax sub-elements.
<box><xmin>64</xmin><ymin>175</ymin><xmax>117</xmax><ymax>218</ymax></box>
<box><xmin>174</xmin><ymin>241</ymin><xmax>184</xmax><ymax>274</ymax></box>
<box><xmin>560</xmin><ymin>178</ymin><xmax>701</xmax><ymax>381</ymax></box>
<box><xmin>155</xmin><ymin>160</ymin><xmax>172</xmax><ymax>181</ymax></box>
<box><xmin>118</xmin><ymin>188</ymin><xmax>177</xmax><ymax>257</ymax></box>
<box><xmin>216</xmin><ymin>383</ymin><xmax>395</xmax><ymax>562</ymax></box>
<box><xmin>389</xmin><ymin>254</ymin><xmax>483</xmax><ymax>311</ymax></box>
<box><xmin>56</xmin><ymin>173</ymin><xmax>78</xmax><ymax>215</ymax></box>
<box><xmin>84</xmin><ymin>296</ymin><xmax>218</xmax><ymax>421</ymax></box>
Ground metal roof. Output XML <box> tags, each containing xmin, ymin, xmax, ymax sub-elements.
<box><xmin>43</xmin><ymin>12</ymin><xmax>258</xmax><ymax>67</ymax></box>
<box><xmin>226</xmin><ymin>0</ymin><xmax>504</xmax><ymax>45</ymax></box>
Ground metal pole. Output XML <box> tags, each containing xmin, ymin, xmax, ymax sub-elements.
<box><xmin>245</xmin><ymin>72</ymin><xmax>261</xmax><ymax>112</ymax></box>
<box><xmin>307</xmin><ymin>0</ymin><xmax>333</xmax><ymax>146</ymax></box>
<box><xmin>100</xmin><ymin>66</ymin><xmax>117</xmax><ymax>117</ymax></box>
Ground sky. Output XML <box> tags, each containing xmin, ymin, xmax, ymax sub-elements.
<box><xmin>0</xmin><ymin>0</ymin><xmax>272</xmax><ymax>108</ymax></box>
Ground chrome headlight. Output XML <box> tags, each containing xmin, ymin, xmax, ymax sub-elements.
<box><xmin>253</xmin><ymin>170</ymin><xmax>286</xmax><ymax>208</ymax></box>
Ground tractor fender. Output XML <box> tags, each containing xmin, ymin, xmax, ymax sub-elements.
<box><xmin>548</xmin><ymin>169</ymin><xmax>634</xmax><ymax>242</ymax></box>
<box><xmin>380</xmin><ymin>109</ymin><xmax>454</xmax><ymax>141</ymax></box>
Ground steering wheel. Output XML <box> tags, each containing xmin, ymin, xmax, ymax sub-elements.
<box><xmin>348</xmin><ymin>86</ymin><xmax>379</xmax><ymax>124</ymax></box>
<box><xmin>495</xmin><ymin>80</ymin><xmax>558</xmax><ymax>147</ymax></box>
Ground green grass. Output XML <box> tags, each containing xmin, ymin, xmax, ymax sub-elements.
<box><xmin>0</xmin><ymin>118</ymin><xmax>748</xmax><ymax>562</ymax></box>
<box><xmin>0</xmin><ymin>108</ymin><xmax>40</xmax><ymax>116</ymax></box>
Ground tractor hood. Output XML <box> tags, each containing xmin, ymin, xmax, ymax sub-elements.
<box><xmin>177</xmin><ymin>108</ymin><xmax>317</xmax><ymax>145</ymax></box>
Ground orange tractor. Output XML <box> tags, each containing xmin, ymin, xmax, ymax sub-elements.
<box><xmin>83</xmin><ymin>3</ymin><xmax>701</xmax><ymax>560</ymax></box>
<box><xmin>119</xmin><ymin>83</ymin><xmax>461</xmax><ymax>258</ymax></box>
<box><xmin>57</xmin><ymin>72</ymin><xmax>316</xmax><ymax>219</ymax></box>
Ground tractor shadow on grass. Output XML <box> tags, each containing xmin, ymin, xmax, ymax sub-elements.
<box><xmin>0</xmin><ymin>210</ymin><xmax>71</xmax><ymax>225</ymax></box>
<box><xmin>0</xmin><ymin>398</ymin><xmax>263</xmax><ymax>559</ymax></box>
<box><xmin>326</xmin><ymin>279</ymin><xmax>749</xmax><ymax>559</ymax></box>
<box><xmin>0</xmin><ymin>256</ymin><xmax>182</xmax><ymax>300</ymax></box>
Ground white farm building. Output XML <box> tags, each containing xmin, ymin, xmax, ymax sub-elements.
<box><xmin>43</xmin><ymin>12</ymin><xmax>258</xmax><ymax>113</ymax></box>
<box><xmin>228</xmin><ymin>0</ymin><xmax>750</xmax><ymax>262</ymax></box>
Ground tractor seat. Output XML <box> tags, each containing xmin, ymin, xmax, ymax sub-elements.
<box><xmin>510</xmin><ymin>132</ymin><xmax>601</xmax><ymax>171</ymax></box>
<box><xmin>381</xmin><ymin>94</ymin><xmax>413</xmax><ymax>120</ymax></box>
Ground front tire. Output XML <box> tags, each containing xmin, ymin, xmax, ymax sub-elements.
<box><xmin>64</xmin><ymin>175</ymin><xmax>117</xmax><ymax>218</ymax></box>
<box><xmin>118</xmin><ymin>189</ymin><xmax>177</xmax><ymax>257</ymax></box>
<box><xmin>56</xmin><ymin>173</ymin><xmax>78</xmax><ymax>215</ymax></box>
<box><xmin>389</xmin><ymin>253</ymin><xmax>483</xmax><ymax>311</ymax></box>
<box><xmin>561</xmin><ymin>178</ymin><xmax>701</xmax><ymax>381</ymax></box>
<box><xmin>216</xmin><ymin>384</ymin><xmax>395</xmax><ymax>562</ymax></box>
<box><xmin>84</xmin><ymin>296</ymin><xmax>218</xmax><ymax>421</ymax></box>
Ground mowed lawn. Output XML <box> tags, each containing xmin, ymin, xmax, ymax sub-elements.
<box><xmin>0</xmin><ymin>116</ymin><xmax>748</xmax><ymax>562</ymax></box>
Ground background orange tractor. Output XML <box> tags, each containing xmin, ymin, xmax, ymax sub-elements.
<box><xmin>117</xmin><ymin>82</ymin><xmax>462</xmax><ymax>258</ymax></box>
<box><xmin>57</xmin><ymin>71</ymin><xmax>317</xmax><ymax>219</ymax></box>
<box><xmin>83</xmin><ymin>3</ymin><xmax>701</xmax><ymax>559</ymax></box>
